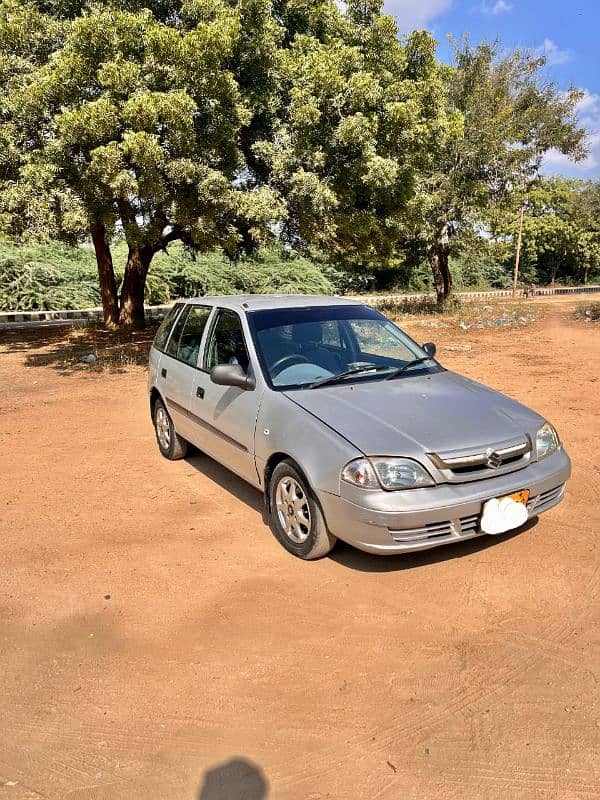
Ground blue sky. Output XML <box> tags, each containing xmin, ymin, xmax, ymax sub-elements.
<box><xmin>384</xmin><ymin>0</ymin><xmax>600</xmax><ymax>178</ymax></box>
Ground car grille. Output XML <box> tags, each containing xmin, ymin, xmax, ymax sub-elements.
<box><xmin>427</xmin><ymin>438</ymin><xmax>532</xmax><ymax>483</ymax></box>
<box><xmin>388</xmin><ymin>484</ymin><xmax>566</xmax><ymax>545</ymax></box>
<box><xmin>389</xmin><ymin>513</ymin><xmax>480</xmax><ymax>544</ymax></box>
<box><xmin>527</xmin><ymin>484</ymin><xmax>565</xmax><ymax>513</ymax></box>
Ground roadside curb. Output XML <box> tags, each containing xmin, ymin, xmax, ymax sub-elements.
<box><xmin>0</xmin><ymin>304</ymin><xmax>171</xmax><ymax>325</ymax></box>
<box><xmin>1</xmin><ymin>286</ymin><xmax>598</xmax><ymax>327</ymax></box>
<box><xmin>357</xmin><ymin>285</ymin><xmax>600</xmax><ymax>306</ymax></box>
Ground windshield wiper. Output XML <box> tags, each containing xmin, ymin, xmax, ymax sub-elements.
<box><xmin>308</xmin><ymin>364</ymin><xmax>391</xmax><ymax>389</ymax></box>
<box><xmin>384</xmin><ymin>357</ymin><xmax>432</xmax><ymax>380</ymax></box>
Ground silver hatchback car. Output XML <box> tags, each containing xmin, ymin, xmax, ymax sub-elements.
<box><xmin>148</xmin><ymin>295</ymin><xmax>570</xmax><ymax>559</ymax></box>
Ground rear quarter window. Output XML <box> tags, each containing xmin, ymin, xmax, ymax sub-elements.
<box><xmin>152</xmin><ymin>303</ymin><xmax>184</xmax><ymax>352</ymax></box>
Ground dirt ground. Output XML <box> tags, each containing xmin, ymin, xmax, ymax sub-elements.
<box><xmin>1</xmin><ymin>296</ymin><xmax>599</xmax><ymax>800</ymax></box>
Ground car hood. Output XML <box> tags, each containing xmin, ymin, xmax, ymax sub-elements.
<box><xmin>284</xmin><ymin>370</ymin><xmax>543</xmax><ymax>457</ymax></box>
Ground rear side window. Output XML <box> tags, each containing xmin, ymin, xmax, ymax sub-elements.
<box><xmin>172</xmin><ymin>305</ymin><xmax>212</xmax><ymax>367</ymax></box>
<box><xmin>153</xmin><ymin>303</ymin><xmax>183</xmax><ymax>352</ymax></box>
<box><xmin>166</xmin><ymin>305</ymin><xmax>191</xmax><ymax>358</ymax></box>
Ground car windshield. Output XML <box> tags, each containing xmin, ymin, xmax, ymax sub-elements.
<box><xmin>249</xmin><ymin>305</ymin><xmax>437</xmax><ymax>389</ymax></box>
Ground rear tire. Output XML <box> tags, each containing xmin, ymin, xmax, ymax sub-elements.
<box><xmin>269</xmin><ymin>460</ymin><xmax>336</xmax><ymax>560</ymax></box>
<box><xmin>153</xmin><ymin>398</ymin><xmax>188</xmax><ymax>460</ymax></box>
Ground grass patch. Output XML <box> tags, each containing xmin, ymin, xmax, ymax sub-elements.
<box><xmin>377</xmin><ymin>295</ymin><xmax>462</xmax><ymax>316</ymax></box>
<box><xmin>382</xmin><ymin>297</ymin><xmax>540</xmax><ymax>332</ymax></box>
<box><xmin>455</xmin><ymin>301</ymin><xmax>538</xmax><ymax>330</ymax></box>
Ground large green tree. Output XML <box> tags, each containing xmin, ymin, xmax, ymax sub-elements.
<box><xmin>1</xmin><ymin>0</ymin><xmax>453</xmax><ymax>326</ymax></box>
<box><xmin>253</xmin><ymin>7</ymin><xmax>457</xmax><ymax>271</ymax></box>
<box><xmin>409</xmin><ymin>39</ymin><xmax>586</xmax><ymax>302</ymax></box>
<box><xmin>1</xmin><ymin>0</ymin><xmax>284</xmax><ymax>327</ymax></box>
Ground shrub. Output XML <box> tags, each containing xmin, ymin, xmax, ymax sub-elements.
<box><xmin>0</xmin><ymin>241</ymin><xmax>100</xmax><ymax>310</ymax></box>
<box><xmin>0</xmin><ymin>239</ymin><xmax>334</xmax><ymax>311</ymax></box>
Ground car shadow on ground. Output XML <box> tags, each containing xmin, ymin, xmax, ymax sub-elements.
<box><xmin>185</xmin><ymin>450</ymin><xmax>266</xmax><ymax>518</ymax></box>
<box><xmin>184</xmin><ymin>448</ymin><xmax>539</xmax><ymax>573</ymax></box>
<box><xmin>197</xmin><ymin>758</ymin><xmax>268</xmax><ymax>799</ymax></box>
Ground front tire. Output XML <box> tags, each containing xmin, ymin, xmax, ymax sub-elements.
<box><xmin>269</xmin><ymin>461</ymin><xmax>336</xmax><ymax>560</ymax></box>
<box><xmin>153</xmin><ymin>398</ymin><xmax>188</xmax><ymax>460</ymax></box>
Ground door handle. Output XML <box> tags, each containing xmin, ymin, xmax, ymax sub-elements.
<box><xmin>161</xmin><ymin>368</ymin><xmax>167</xmax><ymax>378</ymax></box>
<box><xmin>196</xmin><ymin>386</ymin><xmax>205</xmax><ymax>399</ymax></box>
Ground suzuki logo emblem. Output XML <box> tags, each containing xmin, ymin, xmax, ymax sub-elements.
<box><xmin>486</xmin><ymin>448</ymin><xmax>503</xmax><ymax>469</ymax></box>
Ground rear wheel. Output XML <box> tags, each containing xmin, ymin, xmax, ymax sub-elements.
<box><xmin>269</xmin><ymin>461</ymin><xmax>336</xmax><ymax>559</ymax></box>
<box><xmin>153</xmin><ymin>398</ymin><xmax>188</xmax><ymax>460</ymax></box>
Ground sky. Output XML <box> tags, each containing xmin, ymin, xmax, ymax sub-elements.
<box><xmin>384</xmin><ymin>0</ymin><xmax>600</xmax><ymax>179</ymax></box>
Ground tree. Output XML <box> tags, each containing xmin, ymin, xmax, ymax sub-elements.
<box><xmin>495</xmin><ymin>177</ymin><xmax>600</xmax><ymax>286</ymax></box>
<box><xmin>575</xmin><ymin>181</ymin><xmax>600</xmax><ymax>284</ymax></box>
<box><xmin>1</xmin><ymin>0</ymin><xmax>457</xmax><ymax>324</ymax></box>
<box><xmin>1</xmin><ymin>0</ymin><xmax>284</xmax><ymax>327</ymax></box>
<box><xmin>412</xmin><ymin>39</ymin><xmax>586</xmax><ymax>302</ymax></box>
<box><xmin>254</xmin><ymin>8</ymin><xmax>456</xmax><ymax>273</ymax></box>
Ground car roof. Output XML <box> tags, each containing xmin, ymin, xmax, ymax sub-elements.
<box><xmin>183</xmin><ymin>294</ymin><xmax>366</xmax><ymax>312</ymax></box>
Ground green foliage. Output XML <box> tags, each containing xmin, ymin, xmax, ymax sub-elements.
<box><xmin>0</xmin><ymin>1</ymin><xmax>591</xmax><ymax>320</ymax></box>
<box><xmin>0</xmin><ymin>240</ymin><xmax>100</xmax><ymax>310</ymax></box>
<box><xmin>0</xmin><ymin>0</ymin><xmax>453</xmax><ymax>262</ymax></box>
<box><xmin>405</xmin><ymin>38</ymin><xmax>586</xmax><ymax>299</ymax></box>
<box><xmin>491</xmin><ymin>177</ymin><xmax>600</xmax><ymax>285</ymax></box>
<box><xmin>142</xmin><ymin>246</ymin><xmax>335</xmax><ymax>302</ymax></box>
<box><xmin>0</xmin><ymin>239</ymin><xmax>334</xmax><ymax>311</ymax></box>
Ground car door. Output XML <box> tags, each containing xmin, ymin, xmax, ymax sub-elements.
<box><xmin>158</xmin><ymin>303</ymin><xmax>213</xmax><ymax>442</ymax></box>
<box><xmin>149</xmin><ymin>302</ymin><xmax>185</xmax><ymax>392</ymax></box>
<box><xmin>190</xmin><ymin>308</ymin><xmax>263</xmax><ymax>486</ymax></box>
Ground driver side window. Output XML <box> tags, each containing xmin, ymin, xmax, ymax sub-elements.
<box><xmin>203</xmin><ymin>309</ymin><xmax>250</xmax><ymax>372</ymax></box>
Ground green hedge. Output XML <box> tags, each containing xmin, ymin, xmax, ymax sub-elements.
<box><xmin>0</xmin><ymin>239</ymin><xmax>334</xmax><ymax>311</ymax></box>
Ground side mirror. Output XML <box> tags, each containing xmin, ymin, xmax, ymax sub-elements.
<box><xmin>210</xmin><ymin>363</ymin><xmax>255</xmax><ymax>391</ymax></box>
<box><xmin>422</xmin><ymin>341</ymin><xmax>437</xmax><ymax>358</ymax></box>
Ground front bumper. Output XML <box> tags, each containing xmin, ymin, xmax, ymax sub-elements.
<box><xmin>317</xmin><ymin>448</ymin><xmax>571</xmax><ymax>554</ymax></box>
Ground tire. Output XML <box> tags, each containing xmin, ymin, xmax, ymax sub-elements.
<box><xmin>153</xmin><ymin>398</ymin><xmax>188</xmax><ymax>460</ymax></box>
<box><xmin>268</xmin><ymin>460</ymin><xmax>336</xmax><ymax>560</ymax></box>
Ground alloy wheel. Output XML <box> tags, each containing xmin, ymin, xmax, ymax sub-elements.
<box><xmin>155</xmin><ymin>405</ymin><xmax>171</xmax><ymax>450</ymax></box>
<box><xmin>275</xmin><ymin>476</ymin><xmax>312</xmax><ymax>544</ymax></box>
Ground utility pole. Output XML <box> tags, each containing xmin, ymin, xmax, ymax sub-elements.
<box><xmin>512</xmin><ymin>200</ymin><xmax>526</xmax><ymax>298</ymax></box>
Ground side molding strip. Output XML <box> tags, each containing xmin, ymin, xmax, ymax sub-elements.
<box><xmin>165</xmin><ymin>396</ymin><xmax>248</xmax><ymax>453</ymax></box>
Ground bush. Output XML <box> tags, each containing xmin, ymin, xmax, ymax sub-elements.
<box><xmin>0</xmin><ymin>239</ymin><xmax>334</xmax><ymax>311</ymax></box>
<box><xmin>0</xmin><ymin>240</ymin><xmax>100</xmax><ymax>310</ymax></box>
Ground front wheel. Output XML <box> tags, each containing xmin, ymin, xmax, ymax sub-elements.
<box><xmin>153</xmin><ymin>398</ymin><xmax>188</xmax><ymax>460</ymax></box>
<box><xmin>269</xmin><ymin>461</ymin><xmax>336</xmax><ymax>559</ymax></box>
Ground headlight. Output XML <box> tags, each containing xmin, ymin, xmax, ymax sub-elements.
<box><xmin>536</xmin><ymin>422</ymin><xmax>560</xmax><ymax>461</ymax></box>
<box><xmin>342</xmin><ymin>457</ymin><xmax>434</xmax><ymax>490</ymax></box>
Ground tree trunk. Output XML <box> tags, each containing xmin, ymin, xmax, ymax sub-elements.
<box><xmin>90</xmin><ymin>222</ymin><xmax>119</xmax><ymax>328</ymax></box>
<box><xmin>119</xmin><ymin>244</ymin><xmax>154</xmax><ymax>329</ymax></box>
<box><xmin>429</xmin><ymin>223</ymin><xmax>453</xmax><ymax>304</ymax></box>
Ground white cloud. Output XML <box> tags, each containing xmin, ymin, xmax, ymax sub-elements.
<box><xmin>543</xmin><ymin>90</ymin><xmax>600</xmax><ymax>177</ymax></box>
<box><xmin>481</xmin><ymin>0</ymin><xmax>513</xmax><ymax>14</ymax></box>
<box><xmin>535</xmin><ymin>38</ymin><xmax>573</xmax><ymax>66</ymax></box>
<box><xmin>383</xmin><ymin>0</ymin><xmax>452</xmax><ymax>30</ymax></box>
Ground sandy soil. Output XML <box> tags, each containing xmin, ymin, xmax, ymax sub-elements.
<box><xmin>1</xmin><ymin>297</ymin><xmax>599</xmax><ymax>800</ymax></box>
